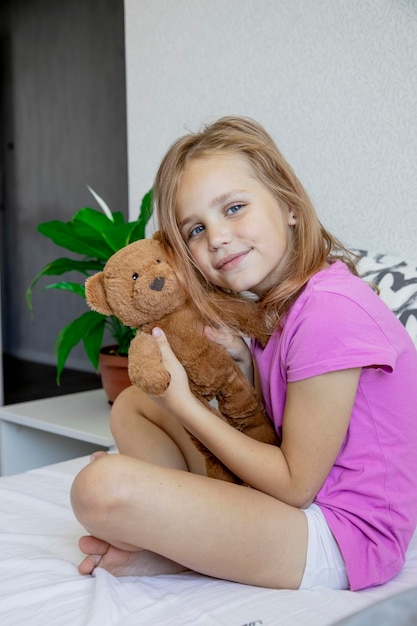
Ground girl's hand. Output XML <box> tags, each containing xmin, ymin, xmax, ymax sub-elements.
<box><xmin>151</xmin><ymin>327</ymin><xmax>193</xmax><ymax>414</ymax></box>
<box><xmin>204</xmin><ymin>325</ymin><xmax>254</xmax><ymax>382</ymax></box>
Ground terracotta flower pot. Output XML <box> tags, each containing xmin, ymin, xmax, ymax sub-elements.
<box><xmin>99</xmin><ymin>346</ymin><xmax>131</xmax><ymax>405</ymax></box>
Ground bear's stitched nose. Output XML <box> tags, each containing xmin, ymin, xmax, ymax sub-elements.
<box><xmin>150</xmin><ymin>277</ymin><xmax>164</xmax><ymax>292</ymax></box>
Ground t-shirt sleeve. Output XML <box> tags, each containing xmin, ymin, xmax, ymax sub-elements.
<box><xmin>285</xmin><ymin>291</ymin><xmax>397</xmax><ymax>382</ymax></box>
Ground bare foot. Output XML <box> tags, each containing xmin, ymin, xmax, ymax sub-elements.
<box><xmin>78</xmin><ymin>535</ymin><xmax>188</xmax><ymax>577</ymax></box>
<box><xmin>78</xmin><ymin>535</ymin><xmax>140</xmax><ymax>576</ymax></box>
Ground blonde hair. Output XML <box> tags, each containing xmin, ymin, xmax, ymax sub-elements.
<box><xmin>154</xmin><ymin>116</ymin><xmax>357</xmax><ymax>334</ymax></box>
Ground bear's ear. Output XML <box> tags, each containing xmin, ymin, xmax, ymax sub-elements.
<box><xmin>152</xmin><ymin>230</ymin><xmax>161</xmax><ymax>241</ymax></box>
<box><xmin>85</xmin><ymin>273</ymin><xmax>114</xmax><ymax>315</ymax></box>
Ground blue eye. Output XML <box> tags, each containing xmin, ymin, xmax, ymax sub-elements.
<box><xmin>227</xmin><ymin>204</ymin><xmax>243</xmax><ymax>214</ymax></box>
<box><xmin>190</xmin><ymin>224</ymin><xmax>205</xmax><ymax>238</ymax></box>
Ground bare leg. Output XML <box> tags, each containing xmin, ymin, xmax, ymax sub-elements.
<box><xmin>71</xmin><ymin>452</ymin><xmax>308</xmax><ymax>588</ymax></box>
<box><xmin>72</xmin><ymin>386</ymin><xmax>307</xmax><ymax>587</ymax></box>
<box><xmin>75</xmin><ymin>385</ymin><xmax>207</xmax><ymax>575</ymax></box>
<box><xmin>110</xmin><ymin>385</ymin><xmax>207</xmax><ymax>475</ymax></box>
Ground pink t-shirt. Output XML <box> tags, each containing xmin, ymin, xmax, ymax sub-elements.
<box><xmin>252</xmin><ymin>261</ymin><xmax>417</xmax><ymax>590</ymax></box>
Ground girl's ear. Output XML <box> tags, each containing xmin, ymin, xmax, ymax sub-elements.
<box><xmin>288</xmin><ymin>212</ymin><xmax>297</xmax><ymax>225</ymax></box>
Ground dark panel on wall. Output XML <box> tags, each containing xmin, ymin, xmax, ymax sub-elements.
<box><xmin>0</xmin><ymin>0</ymin><xmax>128</xmax><ymax>372</ymax></box>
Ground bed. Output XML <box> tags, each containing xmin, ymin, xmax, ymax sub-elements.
<box><xmin>1</xmin><ymin>250</ymin><xmax>416</xmax><ymax>626</ymax></box>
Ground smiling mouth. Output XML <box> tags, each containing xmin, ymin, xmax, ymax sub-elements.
<box><xmin>216</xmin><ymin>251</ymin><xmax>249</xmax><ymax>271</ymax></box>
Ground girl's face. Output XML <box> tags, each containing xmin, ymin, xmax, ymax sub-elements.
<box><xmin>176</xmin><ymin>154</ymin><xmax>294</xmax><ymax>297</ymax></box>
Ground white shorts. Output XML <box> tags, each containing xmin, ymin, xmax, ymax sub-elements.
<box><xmin>299</xmin><ymin>503</ymin><xmax>349</xmax><ymax>590</ymax></box>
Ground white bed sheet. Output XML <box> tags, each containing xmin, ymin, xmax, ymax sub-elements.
<box><xmin>0</xmin><ymin>456</ymin><xmax>416</xmax><ymax>626</ymax></box>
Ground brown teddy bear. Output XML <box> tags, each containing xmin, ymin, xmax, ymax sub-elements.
<box><xmin>85</xmin><ymin>234</ymin><xmax>279</xmax><ymax>483</ymax></box>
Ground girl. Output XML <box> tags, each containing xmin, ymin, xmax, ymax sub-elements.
<box><xmin>71</xmin><ymin>116</ymin><xmax>417</xmax><ymax>590</ymax></box>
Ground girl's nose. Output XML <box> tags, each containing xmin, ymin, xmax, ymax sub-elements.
<box><xmin>207</xmin><ymin>223</ymin><xmax>232</xmax><ymax>250</ymax></box>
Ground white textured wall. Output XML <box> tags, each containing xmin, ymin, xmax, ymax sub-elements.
<box><xmin>125</xmin><ymin>0</ymin><xmax>417</xmax><ymax>260</ymax></box>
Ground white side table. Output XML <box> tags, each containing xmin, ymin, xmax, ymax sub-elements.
<box><xmin>0</xmin><ymin>389</ymin><xmax>115</xmax><ymax>475</ymax></box>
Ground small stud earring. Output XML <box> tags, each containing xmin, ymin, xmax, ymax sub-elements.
<box><xmin>289</xmin><ymin>213</ymin><xmax>297</xmax><ymax>225</ymax></box>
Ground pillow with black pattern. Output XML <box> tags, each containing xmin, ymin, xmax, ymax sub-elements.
<box><xmin>353</xmin><ymin>250</ymin><xmax>417</xmax><ymax>349</ymax></box>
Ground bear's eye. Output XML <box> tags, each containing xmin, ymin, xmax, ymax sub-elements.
<box><xmin>156</xmin><ymin>258</ymin><xmax>161</xmax><ymax>263</ymax></box>
<box><xmin>132</xmin><ymin>272</ymin><xmax>139</xmax><ymax>281</ymax></box>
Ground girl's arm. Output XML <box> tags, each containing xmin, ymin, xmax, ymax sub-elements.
<box><xmin>151</xmin><ymin>328</ymin><xmax>360</xmax><ymax>507</ymax></box>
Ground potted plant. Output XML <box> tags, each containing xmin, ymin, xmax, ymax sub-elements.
<box><xmin>26</xmin><ymin>186</ymin><xmax>153</xmax><ymax>402</ymax></box>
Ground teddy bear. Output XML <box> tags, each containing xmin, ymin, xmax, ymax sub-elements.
<box><xmin>85</xmin><ymin>233</ymin><xmax>279</xmax><ymax>483</ymax></box>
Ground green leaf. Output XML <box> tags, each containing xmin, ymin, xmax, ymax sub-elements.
<box><xmin>107</xmin><ymin>316</ymin><xmax>136</xmax><ymax>355</ymax></box>
<box><xmin>34</xmin><ymin>257</ymin><xmax>103</xmax><ymax>278</ymax></box>
<box><xmin>26</xmin><ymin>257</ymin><xmax>103</xmax><ymax>313</ymax></box>
<box><xmin>73</xmin><ymin>207</ymin><xmax>125</xmax><ymax>230</ymax></box>
<box><xmin>44</xmin><ymin>282</ymin><xmax>86</xmax><ymax>297</ymax></box>
<box><xmin>83</xmin><ymin>320</ymin><xmax>106</xmax><ymax>371</ymax></box>
<box><xmin>70</xmin><ymin>209</ymin><xmax>129</xmax><ymax>257</ymax></box>
<box><xmin>38</xmin><ymin>209</ymin><xmax>119</xmax><ymax>260</ymax></box>
<box><xmin>55</xmin><ymin>311</ymin><xmax>106</xmax><ymax>383</ymax></box>
<box><xmin>29</xmin><ymin>188</ymin><xmax>153</xmax><ymax>376</ymax></box>
<box><xmin>100</xmin><ymin>221</ymin><xmax>143</xmax><ymax>252</ymax></box>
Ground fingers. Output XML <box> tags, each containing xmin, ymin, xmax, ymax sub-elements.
<box><xmin>150</xmin><ymin>328</ymin><xmax>191</xmax><ymax>408</ymax></box>
<box><xmin>151</xmin><ymin>327</ymin><xmax>187</xmax><ymax>384</ymax></box>
<box><xmin>151</xmin><ymin>326</ymin><xmax>174</xmax><ymax>355</ymax></box>
<box><xmin>204</xmin><ymin>325</ymin><xmax>250</xmax><ymax>363</ymax></box>
<box><xmin>204</xmin><ymin>324</ymin><xmax>235</xmax><ymax>349</ymax></box>
<box><xmin>204</xmin><ymin>324</ymin><xmax>225</xmax><ymax>343</ymax></box>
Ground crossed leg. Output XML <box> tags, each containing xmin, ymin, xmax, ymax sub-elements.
<box><xmin>70</xmin><ymin>386</ymin><xmax>308</xmax><ymax>589</ymax></box>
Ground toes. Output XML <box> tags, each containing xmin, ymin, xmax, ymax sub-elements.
<box><xmin>78</xmin><ymin>535</ymin><xmax>109</xmax><ymax>555</ymax></box>
<box><xmin>78</xmin><ymin>554</ymin><xmax>103</xmax><ymax>575</ymax></box>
